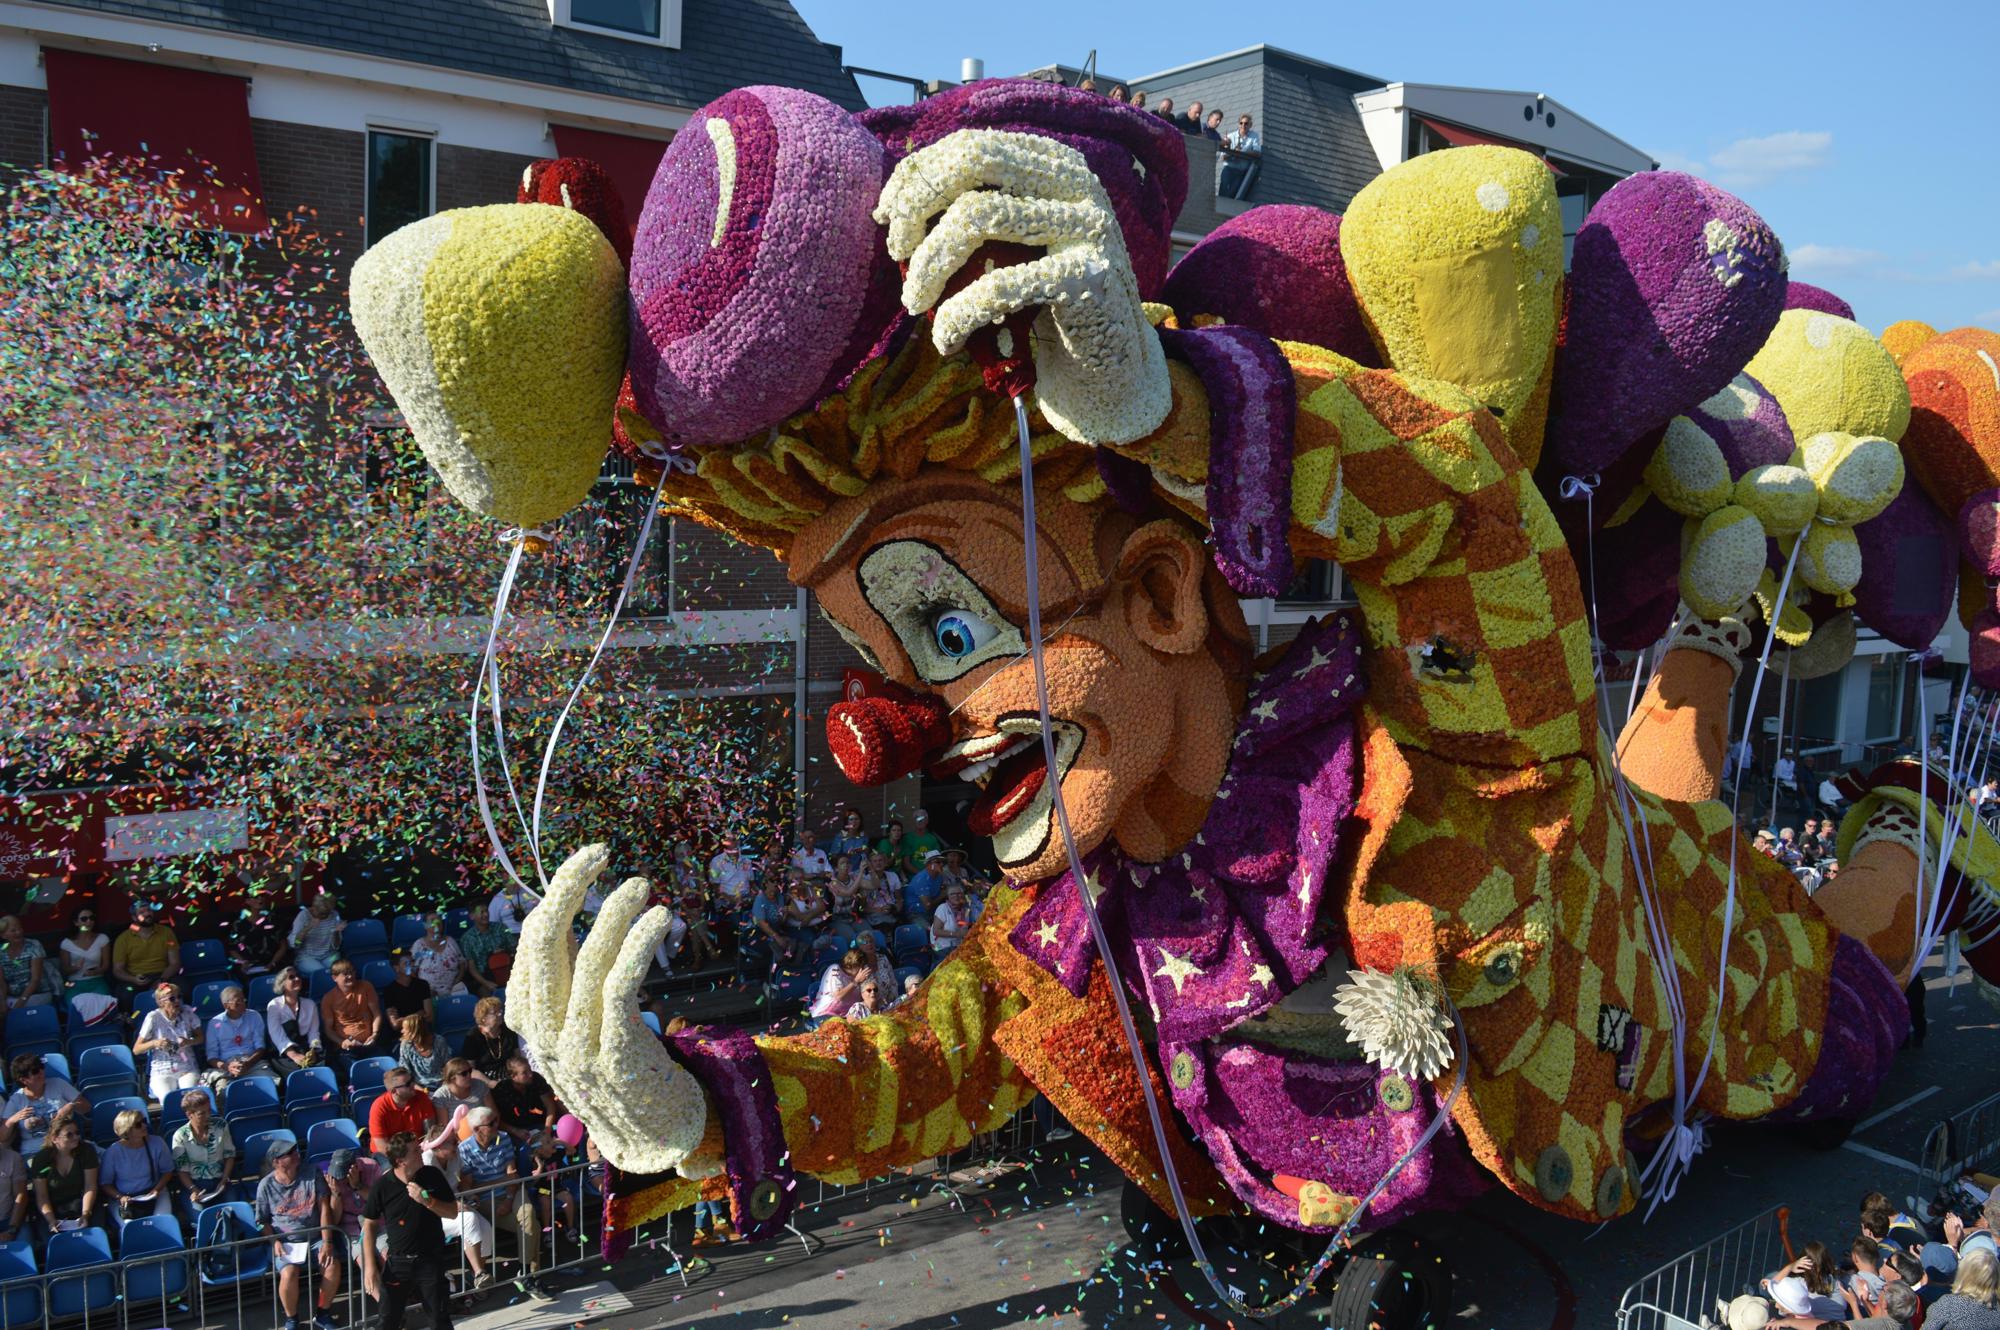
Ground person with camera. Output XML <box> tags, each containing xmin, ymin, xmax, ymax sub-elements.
<box><xmin>265</xmin><ymin>967</ymin><xmax>324</xmax><ymax>1071</ymax></box>
<box><xmin>361</xmin><ymin>1131</ymin><xmax>460</xmax><ymax>1330</ymax></box>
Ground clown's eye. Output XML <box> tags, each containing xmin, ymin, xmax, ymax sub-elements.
<box><xmin>931</xmin><ymin>610</ymin><xmax>997</xmax><ymax>659</ymax></box>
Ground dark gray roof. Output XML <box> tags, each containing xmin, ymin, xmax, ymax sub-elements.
<box><xmin>38</xmin><ymin>0</ymin><xmax>864</xmax><ymax>112</ymax></box>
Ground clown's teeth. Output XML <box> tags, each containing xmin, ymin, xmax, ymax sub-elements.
<box><xmin>955</xmin><ymin>737</ymin><xmax>1033</xmax><ymax>784</ymax></box>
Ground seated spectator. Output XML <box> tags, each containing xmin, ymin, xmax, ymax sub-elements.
<box><xmin>1931</xmin><ymin>1246</ymin><xmax>2000</xmax><ymax>1329</ymax></box>
<box><xmin>827</xmin><ymin>810</ymin><xmax>871</xmax><ymax>862</ymax></box>
<box><xmin>1847</xmin><ymin>1235</ymin><xmax>1888</xmax><ymax>1308</ymax></box>
<box><xmin>750</xmin><ymin>876</ymin><xmax>797</xmax><ymax>971</ymax></box>
<box><xmin>0</xmin><ymin>916</ymin><xmax>51</xmax><ymax>1011</ymax></box>
<box><xmin>323</xmin><ymin>1148</ymin><xmax>381</xmax><ymax>1263</ymax></box>
<box><xmin>0</xmin><ymin>1138</ymin><xmax>21</xmax><ymax>1242</ymax></box>
<box><xmin>381</xmin><ymin>952</ymin><xmax>435</xmax><ymax>1029</ymax></box>
<box><xmin>784</xmin><ymin>869</ymin><xmax>830</xmax><ymax>933</ymax></box>
<box><xmin>266</xmin><ymin>967</ymin><xmax>324</xmax><ymax>1071</ymax></box>
<box><xmin>458</xmin><ymin>910</ymin><xmax>515</xmax><ymax>989</ymax></box>
<box><xmin>810</xmin><ymin>949</ymin><xmax>873</xmax><ymax>1021</ymax></box>
<box><xmin>906</xmin><ymin>850</ymin><xmax>948</xmax><ymax>921</ymax></box>
<box><xmin>846</xmin><ymin>977</ymin><xmax>892</xmax><ymax>1021</ymax></box>
<box><xmin>1220</xmin><ymin>114</ymin><xmax>1263</xmax><ymax>199</ymax></box>
<box><xmin>1178</xmin><ymin>100</ymin><xmax>1206</xmax><ymax>136</ymax></box>
<box><xmin>673</xmin><ymin>882</ymin><xmax>722</xmax><ymax>971</ymax></box>
<box><xmin>827</xmin><ymin>854</ymin><xmax>861</xmax><ymax>917</ymax></box>
<box><xmin>288</xmin><ymin>894</ymin><xmax>345</xmax><ymax>976</ymax></box>
<box><xmin>30</xmin><ymin>1108</ymin><xmax>98</xmax><ymax>1235</ymax></box>
<box><xmin>854</xmin><ymin>932</ymin><xmax>895</xmax><ymax>992</ymax></box>
<box><xmin>459</xmin><ymin>1106</ymin><xmax>550</xmax><ymax>1298</ymax></box>
<box><xmin>59</xmin><ymin>908</ymin><xmax>111</xmax><ymax>998</ymax></box>
<box><xmin>859</xmin><ymin>859</ymin><xmax>901</xmax><ymax>930</ymax></box>
<box><xmin>709</xmin><ymin>836</ymin><xmax>756</xmax><ymax>904</ymax></box>
<box><xmin>488</xmin><ymin>883</ymin><xmax>538</xmax><ymax>936</ymax></box>
<box><xmin>368</xmin><ymin>1067</ymin><xmax>437</xmax><ymax>1158</ymax></box>
<box><xmin>1765</xmin><ymin>1240</ymin><xmax>1854</xmax><ymax>1321</ymax></box>
<box><xmin>791</xmin><ymin>829</ymin><xmax>832</xmax><ymax>877</ymax></box>
<box><xmin>202</xmin><ymin>985</ymin><xmax>275</xmax><ymax>1088</ymax></box>
<box><xmin>255</xmin><ymin>1136</ymin><xmax>341</xmax><ymax>1330</ymax></box>
<box><xmin>321</xmin><ymin>959</ymin><xmax>390</xmax><ymax>1081</ymax></box>
<box><xmin>427</xmin><ymin>1059</ymin><xmax>490</xmax><ymax>1124</ymax></box>
<box><xmin>903</xmin><ymin>809</ymin><xmax>945</xmax><ymax>876</ymax></box>
<box><xmin>1892</xmin><ymin>1250</ymin><xmax>1945</xmax><ymax>1311</ymax></box>
<box><xmin>1925</xmin><ymin>1192</ymin><xmax>2000</xmax><ymax>1283</ymax></box>
<box><xmin>410</xmin><ymin>912</ymin><xmax>482</xmax><ymax>998</ymax></box>
<box><xmin>396</xmin><ymin>1013</ymin><xmax>452</xmax><ymax>1092</ymax></box>
<box><xmin>932</xmin><ymin>883</ymin><xmax>976</xmax><ymax>955</ymax></box>
<box><xmin>136</xmin><ymin>981</ymin><xmax>205</xmax><ymax>1103</ymax></box>
<box><xmin>461</xmin><ymin>997</ymin><xmax>520</xmax><ymax>1087</ymax></box>
<box><xmin>3</xmin><ymin>1053</ymin><xmax>87</xmax><ymax>1156</ymax></box>
<box><xmin>1077</xmin><ymin>76</ymin><xmax>1096</xmax><ymax>94</ymax></box>
<box><xmin>490</xmin><ymin>1056</ymin><xmax>558</xmax><ymax>1145</ymax></box>
<box><xmin>231</xmin><ymin>905</ymin><xmax>292</xmax><ymax>979</ymax></box>
<box><xmin>170</xmin><ymin>1089</ymin><xmax>237</xmax><ymax>1207</ymax></box>
<box><xmin>99</xmin><ymin>1106</ymin><xmax>176</xmax><ymax>1222</ymax></box>
<box><xmin>110</xmin><ymin>898</ymin><xmax>180</xmax><ymax>1000</ymax></box>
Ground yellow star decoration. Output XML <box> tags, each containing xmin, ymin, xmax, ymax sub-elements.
<box><xmin>1251</xmin><ymin>698</ymin><xmax>1280</xmax><ymax>723</ymax></box>
<box><xmin>1154</xmin><ymin>947</ymin><xmax>1203</xmax><ymax>997</ymax></box>
<box><xmin>1033</xmin><ymin>917</ymin><xmax>1060</xmax><ymax>949</ymax></box>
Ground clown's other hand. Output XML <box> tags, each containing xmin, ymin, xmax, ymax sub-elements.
<box><xmin>510</xmin><ymin>845</ymin><xmax>711</xmax><ymax>1176</ymax></box>
<box><xmin>875</xmin><ymin>128</ymin><xmax>1170</xmax><ymax>446</ymax></box>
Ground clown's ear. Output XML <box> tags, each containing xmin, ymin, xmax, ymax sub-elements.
<box><xmin>1115</xmin><ymin>520</ymin><xmax>1209</xmax><ymax>655</ymax></box>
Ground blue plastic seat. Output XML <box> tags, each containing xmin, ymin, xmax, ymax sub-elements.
<box><xmin>349</xmin><ymin>1088</ymin><xmax>382</xmax><ymax>1131</ymax></box>
<box><xmin>89</xmin><ymin>1094</ymin><xmax>149</xmax><ymax>1146</ymax></box>
<box><xmin>893</xmin><ymin>965</ymin><xmax>922</xmax><ymax>991</ymax></box>
<box><xmin>347</xmin><ymin>1056</ymin><xmax>396</xmax><ymax>1095</ymax></box>
<box><xmin>0</xmin><ymin>1237</ymin><xmax>40</xmax><ymax>1328</ymax></box>
<box><xmin>436</xmin><ymin>993</ymin><xmax>479</xmax><ymax>1038</ymax></box>
<box><xmin>308</xmin><ymin>970</ymin><xmax>336</xmax><ymax>1002</ymax></box>
<box><xmin>891</xmin><ymin>923</ymin><xmax>930</xmax><ymax>961</ymax></box>
<box><xmin>118</xmin><ymin>1213</ymin><xmax>189</xmax><ymax>1305</ymax></box>
<box><xmin>306</xmin><ymin>1118</ymin><xmax>363</xmax><ymax>1168</ymax></box>
<box><xmin>222</xmin><ymin>1076</ymin><xmax>282</xmax><ymax>1137</ymax></box>
<box><xmin>33</xmin><ymin>1051</ymin><xmax>72</xmax><ymax>1086</ymax></box>
<box><xmin>130</xmin><ymin>987</ymin><xmax>161</xmax><ymax>1018</ymax></box>
<box><xmin>191</xmin><ymin>979</ymin><xmax>235</xmax><ymax>1020</ymax></box>
<box><xmin>195</xmin><ymin>1201</ymin><xmax>272</xmax><ymax>1287</ymax></box>
<box><xmin>774</xmin><ymin>971</ymin><xmax>814</xmax><ymax>1006</ymax></box>
<box><xmin>66</xmin><ymin>1024</ymin><xmax>128</xmax><ymax>1062</ymax></box>
<box><xmin>2</xmin><ymin>1005</ymin><xmax>60</xmax><ymax>1058</ymax></box>
<box><xmin>181</xmin><ymin>938</ymin><xmax>231</xmax><ymax>982</ymax></box>
<box><xmin>46</xmin><ymin>1228</ymin><xmax>116</xmax><ymax>1319</ymax></box>
<box><xmin>361</xmin><ymin>958</ymin><xmax>396</xmax><ymax>992</ymax></box>
<box><xmin>443</xmin><ymin>907</ymin><xmax>471</xmax><ymax>936</ymax></box>
<box><xmin>247</xmin><ymin>973</ymin><xmax>280</xmax><ymax>1009</ymax></box>
<box><xmin>392</xmin><ymin>915</ymin><xmax>428</xmax><ymax>952</ymax></box>
<box><xmin>342</xmin><ymin>918</ymin><xmax>389</xmax><ymax>960</ymax></box>
<box><xmin>160</xmin><ymin>1085</ymin><xmax>217</xmax><ymax>1140</ymax></box>
<box><xmin>237</xmin><ymin>1128</ymin><xmax>297</xmax><ymax>1178</ymax></box>
<box><xmin>76</xmin><ymin>1043</ymin><xmax>140</xmax><ymax>1100</ymax></box>
<box><xmin>286</xmin><ymin>1099</ymin><xmax>345</xmax><ymax>1140</ymax></box>
<box><xmin>284</xmin><ymin>1064</ymin><xmax>340</xmax><ymax>1107</ymax></box>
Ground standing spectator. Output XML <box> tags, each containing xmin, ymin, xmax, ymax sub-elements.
<box><xmin>381</xmin><ymin>952</ymin><xmax>435</xmax><ymax>1029</ymax></box>
<box><xmin>4</xmin><ymin>1054</ymin><xmax>87</xmax><ymax>1156</ymax></box>
<box><xmin>488</xmin><ymin>884</ymin><xmax>538</xmax><ymax>936</ymax></box>
<box><xmin>0</xmin><ymin>916</ymin><xmax>51</xmax><ymax>1010</ymax></box>
<box><xmin>458</xmin><ymin>1107</ymin><xmax>552</xmax><ymax>1299</ymax></box>
<box><xmin>522</xmin><ymin>1128</ymin><xmax>579</xmax><ymax>1245</ymax></box>
<box><xmin>206</xmin><ymin>985</ymin><xmax>277</xmax><ymax>1085</ymax></box>
<box><xmin>321</xmin><ymin>959</ymin><xmax>390</xmax><ymax>1081</ymax></box>
<box><xmin>1178</xmin><ymin>100</ymin><xmax>1207</xmax><ymax>136</ymax></box>
<box><xmin>932</xmin><ymin>883</ymin><xmax>976</xmax><ymax>955</ymax></box>
<box><xmin>457</xmin><ymin>911</ymin><xmax>514</xmax><ymax>990</ymax></box>
<box><xmin>135</xmin><ymin>982</ymin><xmax>204</xmax><ymax>1103</ymax></box>
<box><xmin>1202</xmin><ymin>108</ymin><xmax>1225</xmax><ymax>141</ymax></box>
<box><xmin>828</xmin><ymin>810</ymin><xmax>871</xmax><ymax>861</ymax></box>
<box><xmin>98</xmin><ymin>1107</ymin><xmax>176</xmax><ymax>1221</ymax></box>
<box><xmin>266</xmin><ymin>967</ymin><xmax>324</xmax><ymax>1071</ymax></box>
<box><xmin>368</xmin><ymin>1068</ymin><xmax>437</xmax><ymax>1159</ymax></box>
<box><xmin>1220</xmin><ymin>113</ymin><xmax>1263</xmax><ymax>199</ymax></box>
<box><xmin>0</xmin><ymin>1138</ymin><xmax>24</xmax><ymax>1242</ymax></box>
<box><xmin>256</xmin><ymin>1137</ymin><xmax>341</xmax><ymax>1330</ymax></box>
<box><xmin>288</xmin><ymin>895</ymin><xmax>345</xmax><ymax>976</ymax></box>
<box><xmin>395</xmin><ymin>1014</ymin><xmax>452</xmax><ymax>1093</ymax></box>
<box><xmin>461</xmin><ymin>998</ymin><xmax>520</xmax><ymax>1087</ymax></box>
<box><xmin>30</xmin><ymin>1110</ymin><xmax>98</xmax><ymax>1235</ymax></box>
<box><xmin>109</xmin><ymin>898</ymin><xmax>180</xmax><ymax>1000</ymax></box>
<box><xmin>1153</xmin><ymin>95</ymin><xmax>1176</xmax><ymax>123</ymax></box>
<box><xmin>427</xmin><ymin>1059</ymin><xmax>490</xmax><ymax>1124</ymax></box>
<box><xmin>1930</xmin><ymin>1246</ymin><xmax>2000</xmax><ymax>1329</ymax></box>
<box><xmin>903</xmin><ymin>809</ymin><xmax>945</xmax><ymax>876</ymax></box>
<box><xmin>708</xmin><ymin>836</ymin><xmax>756</xmax><ymax>903</ymax></box>
<box><xmin>410</xmin><ymin>913</ymin><xmax>479</xmax><ymax>998</ymax></box>
<box><xmin>58</xmin><ymin>907</ymin><xmax>111</xmax><ymax>998</ymax></box>
<box><xmin>361</xmin><ymin>1132</ymin><xmax>461</xmax><ymax>1330</ymax></box>
<box><xmin>1107</xmin><ymin>83</ymin><xmax>1128</xmax><ymax>103</ymax></box>
<box><xmin>490</xmin><ymin>1056</ymin><xmax>559</xmax><ymax>1146</ymax></box>
<box><xmin>170</xmin><ymin>1089</ymin><xmax>238</xmax><ymax>1206</ymax></box>
<box><xmin>905</xmin><ymin>850</ymin><xmax>949</xmax><ymax>922</ymax></box>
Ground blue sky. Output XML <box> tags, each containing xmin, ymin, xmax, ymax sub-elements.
<box><xmin>793</xmin><ymin>0</ymin><xmax>2000</xmax><ymax>335</ymax></box>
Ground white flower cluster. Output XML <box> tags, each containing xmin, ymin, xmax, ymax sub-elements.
<box><xmin>511</xmin><ymin>844</ymin><xmax>711</xmax><ymax>1176</ymax></box>
<box><xmin>1333</xmin><ymin>967</ymin><xmax>1456</xmax><ymax>1082</ymax></box>
<box><xmin>875</xmin><ymin>129</ymin><xmax>1171</xmax><ymax>445</ymax></box>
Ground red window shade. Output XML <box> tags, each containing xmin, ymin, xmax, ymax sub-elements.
<box><xmin>1416</xmin><ymin>116</ymin><xmax>1562</xmax><ymax>174</ymax></box>
<box><xmin>549</xmin><ymin>123</ymin><xmax>672</xmax><ymax>231</ymax></box>
<box><xmin>43</xmin><ymin>47</ymin><xmax>268</xmax><ymax>232</ymax></box>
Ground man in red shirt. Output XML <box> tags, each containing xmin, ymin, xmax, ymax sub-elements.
<box><xmin>367</xmin><ymin>1067</ymin><xmax>436</xmax><ymax>1160</ymax></box>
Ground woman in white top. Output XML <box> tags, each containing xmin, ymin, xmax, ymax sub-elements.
<box><xmin>134</xmin><ymin>983</ymin><xmax>204</xmax><ymax>1102</ymax></box>
<box><xmin>59</xmin><ymin>908</ymin><xmax>111</xmax><ymax>997</ymax></box>
<box><xmin>287</xmin><ymin>895</ymin><xmax>344</xmax><ymax>975</ymax></box>
<box><xmin>931</xmin><ymin>885</ymin><xmax>975</xmax><ymax>955</ymax></box>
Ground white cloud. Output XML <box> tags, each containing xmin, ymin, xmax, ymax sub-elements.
<box><xmin>1789</xmin><ymin>244</ymin><xmax>1884</xmax><ymax>275</ymax></box>
<box><xmin>1956</xmin><ymin>260</ymin><xmax>2000</xmax><ymax>279</ymax></box>
<box><xmin>1707</xmin><ymin>130</ymin><xmax>1834</xmax><ymax>187</ymax></box>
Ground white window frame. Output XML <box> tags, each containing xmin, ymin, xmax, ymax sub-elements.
<box><xmin>363</xmin><ymin>123</ymin><xmax>438</xmax><ymax>251</ymax></box>
<box><xmin>547</xmin><ymin>0</ymin><xmax>682</xmax><ymax>48</ymax></box>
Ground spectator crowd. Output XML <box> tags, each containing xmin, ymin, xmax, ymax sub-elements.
<box><xmin>1070</xmin><ymin>73</ymin><xmax>1263</xmax><ymax>199</ymax></box>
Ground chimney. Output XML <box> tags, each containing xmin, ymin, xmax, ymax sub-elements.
<box><xmin>961</xmin><ymin>57</ymin><xmax>985</xmax><ymax>83</ymax></box>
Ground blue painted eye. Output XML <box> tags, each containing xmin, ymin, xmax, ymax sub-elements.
<box><xmin>931</xmin><ymin>609</ymin><xmax>997</xmax><ymax>659</ymax></box>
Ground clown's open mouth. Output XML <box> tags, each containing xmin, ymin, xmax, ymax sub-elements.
<box><xmin>930</xmin><ymin>715</ymin><xmax>1084</xmax><ymax>865</ymax></box>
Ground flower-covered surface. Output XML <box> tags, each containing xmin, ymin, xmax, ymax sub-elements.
<box><xmin>1782</xmin><ymin>280</ymin><xmax>1855</xmax><ymax>321</ymax></box>
<box><xmin>1745</xmin><ymin>310</ymin><xmax>1912</xmax><ymax>446</ymax></box>
<box><xmin>1542</xmin><ymin>172</ymin><xmax>1787</xmax><ymax>481</ymax></box>
<box><xmin>349</xmin><ymin>203</ymin><xmax>627</xmax><ymax>528</ymax></box>
<box><xmin>1158</xmin><ymin>205</ymin><xmax>1381</xmax><ymax>365</ymax></box>
<box><xmin>518</xmin><ymin>156</ymin><xmax>633</xmax><ymax>266</ymax></box>
<box><xmin>1881</xmin><ymin>319</ymin><xmax>1939</xmax><ymax>366</ymax></box>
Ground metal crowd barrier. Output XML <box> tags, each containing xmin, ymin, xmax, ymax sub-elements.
<box><xmin>1919</xmin><ymin>1088</ymin><xmax>2000</xmax><ymax>1204</ymax></box>
<box><xmin>1615</xmin><ymin>1203</ymin><xmax>1790</xmax><ymax>1330</ymax></box>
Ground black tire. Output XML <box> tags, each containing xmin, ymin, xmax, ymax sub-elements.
<box><xmin>1322</xmin><ymin>1229</ymin><xmax>1451</xmax><ymax>1330</ymax></box>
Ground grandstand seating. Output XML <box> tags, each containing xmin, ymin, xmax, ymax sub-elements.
<box><xmin>2</xmin><ymin>1006</ymin><xmax>60</xmax><ymax>1060</ymax></box>
<box><xmin>0</xmin><ymin>1238</ymin><xmax>40</xmax><ymax>1328</ymax></box>
<box><xmin>90</xmin><ymin>1095</ymin><xmax>148</xmax><ymax>1147</ymax></box>
<box><xmin>437</xmin><ymin>993</ymin><xmax>478</xmax><ymax>1039</ymax></box>
<box><xmin>46</xmin><ymin>1228</ymin><xmax>116</xmax><ymax>1320</ymax></box>
<box><xmin>392</xmin><ymin>915</ymin><xmax>427</xmax><ymax>952</ymax></box>
<box><xmin>361</xmin><ymin>958</ymin><xmax>395</xmax><ymax>992</ymax></box>
<box><xmin>118</xmin><ymin>1213</ymin><xmax>190</xmax><ymax>1305</ymax></box>
<box><xmin>237</xmin><ymin>1128</ymin><xmax>297</xmax><ymax>1178</ymax></box>
<box><xmin>221</xmin><ymin>1077</ymin><xmax>283</xmax><ymax>1137</ymax></box>
<box><xmin>181</xmin><ymin>938</ymin><xmax>231</xmax><ymax>982</ymax></box>
<box><xmin>283</xmin><ymin>1064</ymin><xmax>340</xmax><ymax>1107</ymax></box>
<box><xmin>159</xmin><ymin>1085</ymin><xmax>216</xmax><ymax>1140</ymax></box>
<box><xmin>195</xmin><ymin>1202</ymin><xmax>271</xmax><ymax>1288</ymax></box>
<box><xmin>342</xmin><ymin>919</ymin><xmax>389</xmax><ymax>962</ymax></box>
<box><xmin>246</xmin><ymin>973</ymin><xmax>279</xmax><ymax>1009</ymax></box>
<box><xmin>347</xmin><ymin>1056</ymin><xmax>395</xmax><ymax>1095</ymax></box>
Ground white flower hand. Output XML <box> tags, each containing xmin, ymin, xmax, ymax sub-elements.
<box><xmin>875</xmin><ymin>129</ymin><xmax>1170</xmax><ymax>446</ymax></box>
<box><xmin>511</xmin><ymin>845</ymin><xmax>709</xmax><ymax>1175</ymax></box>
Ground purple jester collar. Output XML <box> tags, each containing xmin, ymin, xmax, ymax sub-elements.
<box><xmin>1009</xmin><ymin>609</ymin><xmax>1364</xmax><ymax>1044</ymax></box>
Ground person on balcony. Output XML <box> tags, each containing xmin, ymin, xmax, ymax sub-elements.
<box><xmin>1221</xmin><ymin>113</ymin><xmax>1263</xmax><ymax>199</ymax></box>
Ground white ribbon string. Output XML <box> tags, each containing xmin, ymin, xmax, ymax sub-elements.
<box><xmin>1912</xmin><ymin>679</ymin><xmax>1995</xmax><ymax>980</ymax></box>
<box><xmin>470</xmin><ymin>538</ymin><xmax>534</xmax><ymax>892</ymax></box>
<box><xmin>1014</xmin><ymin>400</ymin><xmax>1463</xmax><ymax>1318</ymax></box>
<box><xmin>529</xmin><ymin>467</ymin><xmax>670</xmax><ymax>868</ymax></box>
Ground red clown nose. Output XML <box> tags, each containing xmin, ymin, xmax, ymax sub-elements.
<box><xmin>826</xmin><ymin>691</ymin><xmax>952</xmax><ymax>786</ymax></box>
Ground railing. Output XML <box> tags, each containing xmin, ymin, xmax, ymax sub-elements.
<box><xmin>1919</xmin><ymin>1088</ymin><xmax>2000</xmax><ymax>1204</ymax></box>
<box><xmin>1615</xmin><ymin>1203</ymin><xmax>1791</xmax><ymax>1330</ymax></box>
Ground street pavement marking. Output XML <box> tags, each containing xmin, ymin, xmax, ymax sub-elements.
<box><xmin>1856</xmin><ymin>1085</ymin><xmax>1943</xmax><ymax>1133</ymax></box>
<box><xmin>1841</xmin><ymin>1140</ymin><xmax>1927</xmax><ymax>1175</ymax></box>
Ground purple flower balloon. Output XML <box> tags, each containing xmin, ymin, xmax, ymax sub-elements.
<box><xmin>1852</xmin><ymin>482</ymin><xmax>1959</xmax><ymax>649</ymax></box>
<box><xmin>1542</xmin><ymin>172</ymin><xmax>1787</xmax><ymax>480</ymax></box>
<box><xmin>1159</xmin><ymin>205</ymin><xmax>1380</xmax><ymax>365</ymax></box>
<box><xmin>1783</xmin><ymin>280</ymin><xmax>1855</xmax><ymax>321</ymax></box>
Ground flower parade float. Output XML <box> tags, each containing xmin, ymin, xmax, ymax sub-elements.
<box><xmin>348</xmin><ymin>79</ymin><xmax>1999</xmax><ymax>1325</ymax></box>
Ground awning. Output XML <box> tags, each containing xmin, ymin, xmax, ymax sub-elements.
<box><xmin>1416</xmin><ymin>116</ymin><xmax>1563</xmax><ymax>174</ymax></box>
<box><xmin>549</xmin><ymin>123</ymin><xmax>673</xmax><ymax>231</ymax></box>
<box><xmin>42</xmin><ymin>47</ymin><xmax>268</xmax><ymax>232</ymax></box>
